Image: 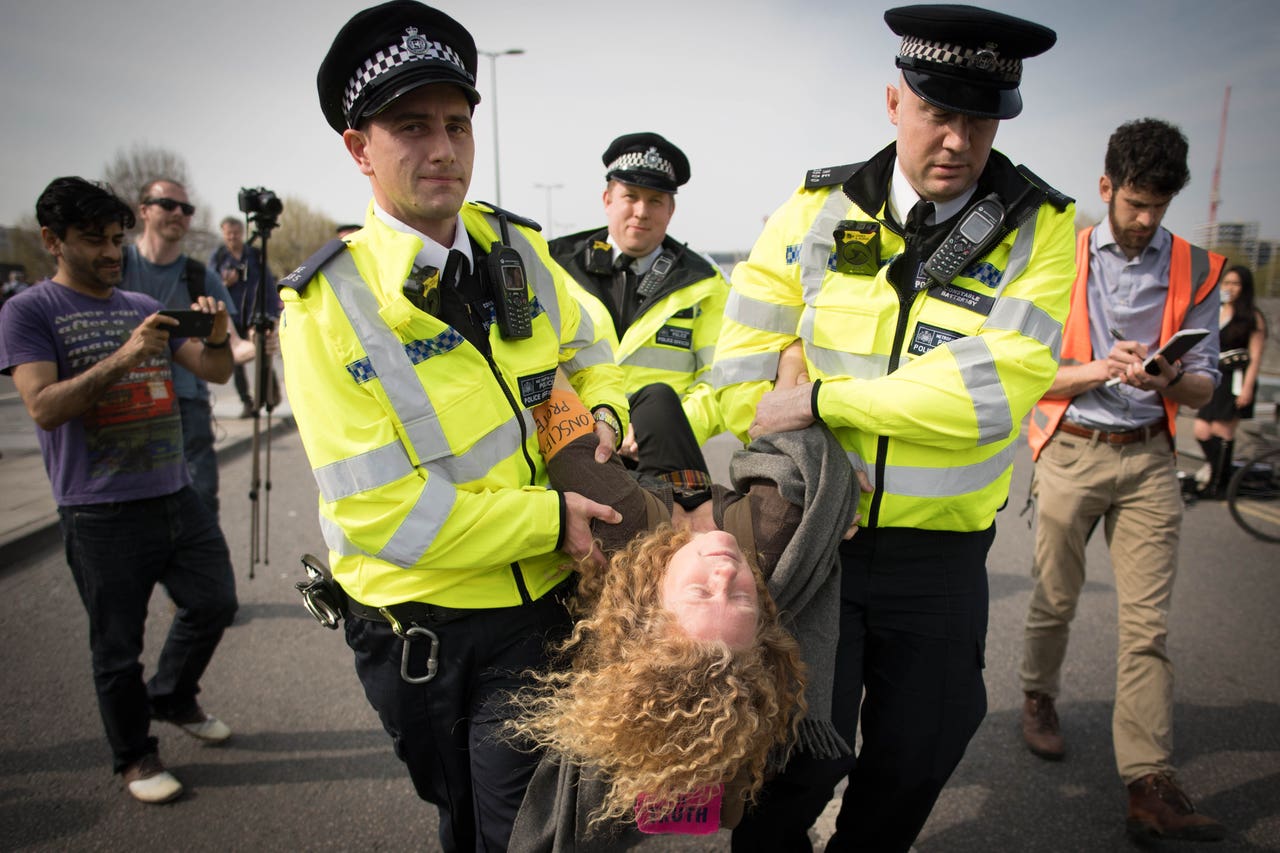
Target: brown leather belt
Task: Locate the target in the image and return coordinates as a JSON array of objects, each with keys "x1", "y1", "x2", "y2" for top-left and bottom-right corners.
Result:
[{"x1": 1058, "y1": 419, "x2": 1168, "y2": 446}]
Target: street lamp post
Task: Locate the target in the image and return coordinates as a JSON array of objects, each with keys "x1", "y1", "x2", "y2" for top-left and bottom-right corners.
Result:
[
  {"x1": 533, "y1": 182, "x2": 563, "y2": 237},
  {"x1": 479, "y1": 48, "x2": 524, "y2": 206}
]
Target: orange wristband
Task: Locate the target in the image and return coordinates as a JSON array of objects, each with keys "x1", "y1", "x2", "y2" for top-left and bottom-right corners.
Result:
[{"x1": 533, "y1": 389, "x2": 595, "y2": 461}]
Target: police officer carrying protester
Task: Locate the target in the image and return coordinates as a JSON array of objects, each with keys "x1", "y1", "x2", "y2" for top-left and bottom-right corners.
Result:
[
  {"x1": 714, "y1": 5, "x2": 1074, "y2": 850},
  {"x1": 279, "y1": 3, "x2": 627, "y2": 850},
  {"x1": 550, "y1": 134, "x2": 729, "y2": 486}
]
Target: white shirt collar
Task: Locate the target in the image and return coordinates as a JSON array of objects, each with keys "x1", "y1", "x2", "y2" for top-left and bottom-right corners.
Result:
[
  {"x1": 373, "y1": 202, "x2": 474, "y2": 274},
  {"x1": 890, "y1": 159, "x2": 978, "y2": 227}
]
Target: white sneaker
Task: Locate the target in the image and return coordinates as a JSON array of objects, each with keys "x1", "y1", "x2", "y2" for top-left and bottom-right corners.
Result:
[
  {"x1": 155, "y1": 704, "x2": 232, "y2": 744},
  {"x1": 123, "y1": 753, "x2": 183, "y2": 804}
]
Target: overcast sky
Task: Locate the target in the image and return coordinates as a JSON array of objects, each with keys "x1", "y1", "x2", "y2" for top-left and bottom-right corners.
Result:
[{"x1": 2, "y1": 0, "x2": 1277, "y2": 254}]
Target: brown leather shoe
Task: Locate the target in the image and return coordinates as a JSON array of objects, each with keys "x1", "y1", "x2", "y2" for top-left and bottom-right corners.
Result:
[
  {"x1": 1126, "y1": 773, "x2": 1226, "y2": 842},
  {"x1": 1021, "y1": 691, "x2": 1065, "y2": 760}
]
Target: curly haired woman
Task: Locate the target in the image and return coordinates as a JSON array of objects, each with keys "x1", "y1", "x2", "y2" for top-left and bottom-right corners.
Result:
[{"x1": 508, "y1": 347, "x2": 860, "y2": 851}]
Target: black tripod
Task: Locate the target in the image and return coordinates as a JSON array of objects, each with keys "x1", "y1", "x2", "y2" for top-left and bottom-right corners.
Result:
[{"x1": 243, "y1": 206, "x2": 281, "y2": 579}]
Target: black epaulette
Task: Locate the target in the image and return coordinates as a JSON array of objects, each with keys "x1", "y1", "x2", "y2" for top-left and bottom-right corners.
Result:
[
  {"x1": 471, "y1": 200, "x2": 542, "y2": 232},
  {"x1": 804, "y1": 162, "x2": 864, "y2": 190},
  {"x1": 1016, "y1": 165, "x2": 1073, "y2": 212},
  {"x1": 277, "y1": 238, "x2": 348, "y2": 294}
]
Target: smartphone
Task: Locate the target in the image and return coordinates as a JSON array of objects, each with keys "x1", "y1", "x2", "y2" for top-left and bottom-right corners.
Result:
[{"x1": 158, "y1": 309, "x2": 215, "y2": 339}]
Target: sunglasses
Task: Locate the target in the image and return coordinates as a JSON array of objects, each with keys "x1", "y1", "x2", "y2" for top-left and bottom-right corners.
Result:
[{"x1": 144, "y1": 197, "x2": 195, "y2": 216}]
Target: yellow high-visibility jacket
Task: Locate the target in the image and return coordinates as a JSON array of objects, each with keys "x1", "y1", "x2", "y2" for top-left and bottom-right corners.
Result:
[
  {"x1": 714, "y1": 144, "x2": 1074, "y2": 532},
  {"x1": 549, "y1": 230, "x2": 729, "y2": 444},
  {"x1": 279, "y1": 203, "x2": 628, "y2": 608}
]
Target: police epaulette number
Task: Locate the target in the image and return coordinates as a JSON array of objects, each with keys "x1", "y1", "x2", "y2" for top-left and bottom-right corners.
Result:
[
  {"x1": 804, "y1": 162, "x2": 864, "y2": 189},
  {"x1": 278, "y1": 238, "x2": 348, "y2": 294},
  {"x1": 471, "y1": 200, "x2": 542, "y2": 232}
]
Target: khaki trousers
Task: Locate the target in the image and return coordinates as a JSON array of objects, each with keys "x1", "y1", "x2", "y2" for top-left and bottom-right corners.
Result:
[{"x1": 1020, "y1": 427, "x2": 1183, "y2": 783}]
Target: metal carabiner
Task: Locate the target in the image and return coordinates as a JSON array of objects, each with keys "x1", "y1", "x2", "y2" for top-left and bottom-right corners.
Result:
[{"x1": 379, "y1": 607, "x2": 440, "y2": 685}]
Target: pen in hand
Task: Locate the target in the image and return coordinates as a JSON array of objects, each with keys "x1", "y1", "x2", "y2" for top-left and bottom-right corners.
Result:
[{"x1": 1105, "y1": 327, "x2": 1126, "y2": 386}]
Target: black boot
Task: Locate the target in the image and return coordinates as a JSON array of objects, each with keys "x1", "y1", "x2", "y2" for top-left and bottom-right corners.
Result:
[
  {"x1": 1196, "y1": 437, "x2": 1222, "y2": 499},
  {"x1": 1213, "y1": 439, "x2": 1235, "y2": 498}
]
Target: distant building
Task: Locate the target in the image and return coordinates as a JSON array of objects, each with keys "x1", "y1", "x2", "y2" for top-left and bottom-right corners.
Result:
[{"x1": 1195, "y1": 221, "x2": 1260, "y2": 267}]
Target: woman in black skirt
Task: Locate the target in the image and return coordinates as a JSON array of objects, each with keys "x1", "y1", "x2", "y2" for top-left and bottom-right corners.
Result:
[{"x1": 1192, "y1": 265, "x2": 1268, "y2": 498}]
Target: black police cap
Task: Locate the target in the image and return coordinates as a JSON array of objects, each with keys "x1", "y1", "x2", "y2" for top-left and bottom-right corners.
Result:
[
  {"x1": 602, "y1": 132, "x2": 691, "y2": 194},
  {"x1": 317, "y1": 1, "x2": 479, "y2": 135},
  {"x1": 885, "y1": 4, "x2": 1056, "y2": 119}
]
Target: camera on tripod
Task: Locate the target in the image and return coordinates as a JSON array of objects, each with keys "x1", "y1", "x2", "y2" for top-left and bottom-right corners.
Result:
[{"x1": 238, "y1": 186, "x2": 283, "y2": 230}]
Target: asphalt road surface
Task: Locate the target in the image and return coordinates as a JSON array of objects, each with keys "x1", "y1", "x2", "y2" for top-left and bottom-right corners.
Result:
[{"x1": 1, "y1": 427, "x2": 1277, "y2": 852}]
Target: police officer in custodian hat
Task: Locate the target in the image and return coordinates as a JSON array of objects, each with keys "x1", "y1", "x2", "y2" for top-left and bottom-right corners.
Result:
[
  {"x1": 549, "y1": 132, "x2": 731, "y2": 496},
  {"x1": 714, "y1": 6, "x2": 1075, "y2": 850},
  {"x1": 281, "y1": 3, "x2": 629, "y2": 850}
]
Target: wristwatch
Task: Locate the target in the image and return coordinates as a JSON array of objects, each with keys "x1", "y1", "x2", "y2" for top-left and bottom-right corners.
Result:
[{"x1": 592, "y1": 407, "x2": 622, "y2": 448}]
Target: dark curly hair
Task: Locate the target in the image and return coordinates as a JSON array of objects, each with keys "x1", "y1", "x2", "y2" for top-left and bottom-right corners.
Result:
[
  {"x1": 35, "y1": 177, "x2": 135, "y2": 239},
  {"x1": 1104, "y1": 118, "x2": 1190, "y2": 196}
]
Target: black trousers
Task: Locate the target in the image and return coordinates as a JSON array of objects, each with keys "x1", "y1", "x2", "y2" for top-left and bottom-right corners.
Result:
[
  {"x1": 627, "y1": 382, "x2": 709, "y2": 479},
  {"x1": 732, "y1": 525, "x2": 993, "y2": 853},
  {"x1": 346, "y1": 587, "x2": 572, "y2": 853}
]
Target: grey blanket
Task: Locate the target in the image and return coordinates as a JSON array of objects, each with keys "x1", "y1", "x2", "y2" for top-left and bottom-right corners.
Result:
[{"x1": 728, "y1": 423, "x2": 856, "y2": 762}]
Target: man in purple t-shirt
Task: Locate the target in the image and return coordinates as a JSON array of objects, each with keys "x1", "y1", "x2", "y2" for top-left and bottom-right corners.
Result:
[{"x1": 0, "y1": 177, "x2": 239, "y2": 805}]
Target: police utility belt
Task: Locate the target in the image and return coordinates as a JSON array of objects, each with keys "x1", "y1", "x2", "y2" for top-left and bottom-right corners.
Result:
[{"x1": 295, "y1": 554, "x2": 441, "y2": 685}]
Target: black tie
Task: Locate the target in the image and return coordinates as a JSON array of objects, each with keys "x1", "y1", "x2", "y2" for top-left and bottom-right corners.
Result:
[
  {"x1": 611, "y1": 254, "x2": 635, "y2": 325},
  {"x1": 892, "y1": 200, "x2": 934, "y2": 292},
  {"x1": 906, "y1": 199, "x2": 933, "y2": 234}
]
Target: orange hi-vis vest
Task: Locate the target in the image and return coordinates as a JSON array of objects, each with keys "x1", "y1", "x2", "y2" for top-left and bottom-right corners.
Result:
[{"x1": 1028, "y1": 227, "x2": 1224, "y2": 460}]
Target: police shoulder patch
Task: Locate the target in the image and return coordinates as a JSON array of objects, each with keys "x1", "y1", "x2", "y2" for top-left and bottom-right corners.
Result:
[
  {"x1": 278, "y1": 239, "x2": 348, "y2": 294},
  {"x1": 804, "y1": 162, "x2": 863, "y2": 189},
  {"x1": 471, "y1": 200, "x2": 542, "y2": 232}
]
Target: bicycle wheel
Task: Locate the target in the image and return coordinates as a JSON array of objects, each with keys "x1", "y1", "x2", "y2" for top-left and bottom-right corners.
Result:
[{"x1": 1226, "y1": 446, "x2": 1280, "y2": 543}]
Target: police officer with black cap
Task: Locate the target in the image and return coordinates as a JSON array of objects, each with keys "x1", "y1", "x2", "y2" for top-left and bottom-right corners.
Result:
[
  {"x1": 280, "y1": 3, "x2": 628, "y2": 850},
  {"x1": 714, "y1": 6, "x2": 1075, "y2": 850},
  {"x1": 549, "y1": 133, "x2": 729, "y2": 492}
]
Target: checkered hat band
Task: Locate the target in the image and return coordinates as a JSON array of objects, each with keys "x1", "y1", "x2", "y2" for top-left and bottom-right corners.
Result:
[
  {"x1": 899, "y1": 35, "x2": 1021, "y2": 83},
  {"x1": 607, "y1": 151, "x2": 676, "y2": 182},
  {"x1": 343, "y1": 39, "x2": 468, "y2": 114}
]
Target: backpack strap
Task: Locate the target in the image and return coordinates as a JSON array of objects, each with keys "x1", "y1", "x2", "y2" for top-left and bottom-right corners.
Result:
[{"x1": 183, "y1": 257, "x2": 208, "y2": 303}]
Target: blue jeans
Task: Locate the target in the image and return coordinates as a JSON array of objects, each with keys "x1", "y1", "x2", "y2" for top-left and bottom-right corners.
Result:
[
  {"x1": 59, "y1": 486, "x2": 238, "y2": 773},
  {"x1": 179, "y1": 397, "x2": 219, "y2": 519}
]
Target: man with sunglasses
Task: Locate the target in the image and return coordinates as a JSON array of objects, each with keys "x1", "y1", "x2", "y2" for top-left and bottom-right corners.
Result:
[{"x1": 122, "y1": 179, "x2": 237, "y2": 519}]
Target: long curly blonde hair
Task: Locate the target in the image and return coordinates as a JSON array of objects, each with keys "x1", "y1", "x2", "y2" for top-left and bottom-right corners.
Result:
[{"x1": 510, "y1": 525, "x2": 806, "y2": 827}]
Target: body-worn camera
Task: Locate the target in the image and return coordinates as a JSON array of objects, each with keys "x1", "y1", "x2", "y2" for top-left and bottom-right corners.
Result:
[{"x1": 238, "y1": 187, "x2": 283, "y2": 227}]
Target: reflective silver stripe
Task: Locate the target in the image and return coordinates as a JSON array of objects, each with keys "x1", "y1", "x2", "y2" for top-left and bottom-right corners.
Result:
[
  {"x1": 314, "y1": 441, "x2": 414, "y2": 502},
  {"x1": 985, "y1": 297, "x2": 1062, "y2": 361},
  {"x1": 711, "y1": 351, "x2": 780, "y2": 388},
  {"x1": 325, "y1": 252, "x2": 452, "y2": 464},
  {"x1": 320, "y1": 512, "x2": 360, "y2": 557},
  {"x1": 623, "y1": 346, "x2": 697, "y2": 374},
  {"x1": 422, "y1": 412, "x2": 523, "y2": 483},
  {"x1": 694, "y1": 345, "x2": 715, "y2": 370},
  {"x1": 725, "y1": 290, "x2": 802, "y2": 335},
  {"x1": 799, "y1": 192, "x2": 851, "y2": 302},
  {"x1": 803, "y1": 334, "x2": 891, "y2": 380},
  {"x1": 1188, "y1": 243, "x2": 1211, "y2": 291},
  {"x1": 997, "y1": 212, "x2": 1037, "y2": 292},
  {"x1": 1031, "y1": 405, "x2": 1049, "y2": 429},
  {"x1": 949, "y1": 336, "x2": 1013, "y2": 445},
  {"x1": 375, "y1": 472, "x2": 457, "y2": 567},
  {"x1": 881, "y1": 441, "x2": 1017, "y2": 497},
  {"x1": 563, "y1": 339, "x2": 613, "y2": 374}
]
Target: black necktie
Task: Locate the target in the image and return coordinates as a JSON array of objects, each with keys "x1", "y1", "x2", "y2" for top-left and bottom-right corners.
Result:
[
  {"x1": 906, "y1": 199, "x2": 933, "y2": 233},
  {"x1": 611, "y1": 253, "x2": 635, "y2": 321},
  {"x1": 892, "y1": 200, "x2": 934, "y2": 292}
]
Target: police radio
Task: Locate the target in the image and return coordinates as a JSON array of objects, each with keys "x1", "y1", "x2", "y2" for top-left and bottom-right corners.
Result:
[
  {"x1": 923, "y1": 194, "x2": 1005, "y2": 287},
  {"x1": 488, "y1": 215, "x2": 532, "y2": 339}
]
